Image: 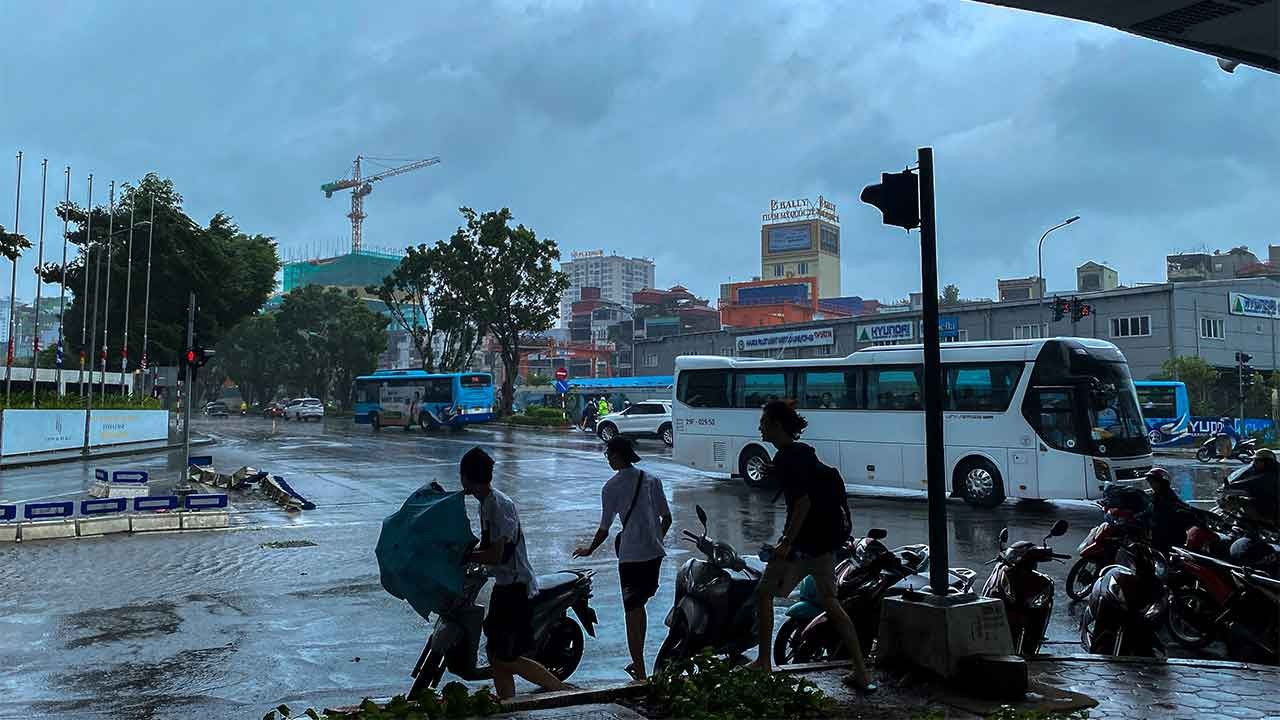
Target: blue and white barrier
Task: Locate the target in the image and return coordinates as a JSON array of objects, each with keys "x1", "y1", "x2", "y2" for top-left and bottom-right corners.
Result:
[
  {"x1": 2, "y1": 491, "x2": 232, "y2": 542},
  {"x1": 130, "y1": 495, "x2": 183, "y2": 532},
  {"x1": 0, "y1": 504, "x2": 16, "y2": 543},
  {"x1": 77, "y1": 497, "x2": 131, "y2": 536},
  {"x1": 134, "y1": 496, "x2": 179, "y2": 512},
  {"x1": 21, "y1": 501, "x2": 77, "y2": 540},
  {"x1": 262, "y1": 475, "x2": 316, "y2": 511},
  {"x1": 180, "y1": 493, "x2": 230, "y2": 530},
  {"x1": 89, "y1": 467, "x2": 151, "y2": 499}
]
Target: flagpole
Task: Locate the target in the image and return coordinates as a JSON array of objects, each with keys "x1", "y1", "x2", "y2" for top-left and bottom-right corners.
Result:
[
  {"x1": 56, "y1": 166, "x2": 70, "y2": 396},
  {"x1": 30, "y1": 159, "x2": 47, "y2": 406},
  {"x1": 141, "y1": 192, "x2": 155, "y2": 396},
  {"x1": 6, "y1": 151, "x2": 23, "y2": 403},
  {"x1": 90, "y1": 181, "x2": 111, "y2": 401},
  {"x1": 98, "y1": 181, "x2": 114, "y2": 397},
  {"x1": 121, "y1": 196, "x2": 135, "y2": 396},
  {"x1": 79, "y1": 174, "x2": 93, "y2": 396}
]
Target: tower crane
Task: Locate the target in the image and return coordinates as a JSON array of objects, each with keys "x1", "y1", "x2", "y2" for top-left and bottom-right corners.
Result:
[{"x1": 322, "y1": 155, "x2": 441, "y2": 253}]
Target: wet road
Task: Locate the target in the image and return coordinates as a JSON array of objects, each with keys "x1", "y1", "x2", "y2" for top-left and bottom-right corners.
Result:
[{"x1": 0, "y1": 417, "x2": 1239, "y2": 719}]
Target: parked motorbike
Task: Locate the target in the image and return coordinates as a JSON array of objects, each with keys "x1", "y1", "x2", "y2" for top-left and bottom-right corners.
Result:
[
  {"x1": 1079, "y1": 536, "x2": 1166, "y2": 657},
  {"x1": 655, "y1": 505, "x2": 765, "y2": 670},
  {"x1": 1197, "y1": 432, "x2": 1258, "y2": 463},
  {"x1": 1066, "y1": 505, "x2": 1137, "y2": 601},
  {"x1": 778, "y1": 538, "x2": 975, "y2": 665},
  {"x1": 982, "y1": 520, "x2": 1070, "y2": 657},
  {"x1": 408, "y1": 565, "x2": 598, "y2": 698},
  {"x1": 1166, "y1": 544, "x2": 1280, "y2": 662}
]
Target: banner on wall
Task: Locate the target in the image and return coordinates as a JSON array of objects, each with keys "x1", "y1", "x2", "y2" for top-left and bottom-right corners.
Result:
[
  {"x1": 88, "y1": 410, "x2": 169, "y2": 447},
  {"x1": 857, "y1": 320, "x2": 915, "y2": 343},
  {"x1": 0, "y1": 409, "x2": 85, "y2": 455},
  {"x1": 737, "y1": 327, "x2": 835, "y2": 352}
]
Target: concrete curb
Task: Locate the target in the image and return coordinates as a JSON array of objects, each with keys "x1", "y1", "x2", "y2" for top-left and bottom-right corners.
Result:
[
  {"x1": 0, "y1": 436, "x2": 214, "y2": 469},
  {"x1": 489, "y1": 421, "x2": 578, "y2": 434}
]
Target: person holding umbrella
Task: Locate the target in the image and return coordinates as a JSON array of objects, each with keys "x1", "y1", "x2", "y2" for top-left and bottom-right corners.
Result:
[{"x1": 460, "y1": 447, "x2": 567, "y2": 699}]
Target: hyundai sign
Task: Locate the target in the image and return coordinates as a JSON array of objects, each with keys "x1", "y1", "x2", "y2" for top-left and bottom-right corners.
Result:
[
  {"x1": 737, "y1": 327, "x2": 835, "y2": 352},
  {"x1": 1229, "y1": 292, "x2": 1280, "y2": 319},
  {"x1": 857, "y1": 320, "x2": 915, "y2": 343}
]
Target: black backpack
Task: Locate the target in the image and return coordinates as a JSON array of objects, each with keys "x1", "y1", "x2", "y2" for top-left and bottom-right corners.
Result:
[{"x1": 774, "y1": 457, "x2": 853, "y2": 553}]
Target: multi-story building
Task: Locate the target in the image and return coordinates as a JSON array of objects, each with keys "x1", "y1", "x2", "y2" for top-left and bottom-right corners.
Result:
[
  {"x1": 759, "y1": 195, "x2": 841, "y2": 299},
  {"x1": 719, "y1": 277, "x2": 852, "y2": 328},
  {"x1": 558, "y1": 250, "x2": 655, "y2": 327},
  {"x1": 1077, "y1": 262, "x2": 1119, "y2": 292},
  {"x1": 997, "y1": 276, "x2": 1046, "y2": 302},
  {"x1": 632, "y1": 277, "x2": 1280, "y2": 381},
  {"x1": 1167, "y1": 247, "x2": 1260, "y2": 282}
]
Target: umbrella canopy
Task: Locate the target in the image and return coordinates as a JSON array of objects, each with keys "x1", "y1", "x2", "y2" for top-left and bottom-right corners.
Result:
[{"x1": 377, "y1": 484, "x2": 477, "y2": 620}]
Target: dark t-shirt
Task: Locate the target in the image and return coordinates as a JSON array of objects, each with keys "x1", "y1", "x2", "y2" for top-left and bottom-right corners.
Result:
[{"x1": 773, "y1": 442, "x2": 828, "y2": 556}]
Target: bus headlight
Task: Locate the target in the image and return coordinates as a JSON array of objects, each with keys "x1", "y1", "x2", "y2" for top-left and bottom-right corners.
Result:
[{"x1": 1093, "y1": 459, "x2": 1111, "y2": 483}]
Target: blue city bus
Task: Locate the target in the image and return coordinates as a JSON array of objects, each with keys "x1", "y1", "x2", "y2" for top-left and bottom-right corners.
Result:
[
  {"x1": 1134, "y1": 380, "x2": 1191, "y2": 445},
  {"x1": 514, "y1": 376, "x2": 674, "y2": 419},
  {"x1": 354, "y1": 369, "x2": 495, "y2": 430}
]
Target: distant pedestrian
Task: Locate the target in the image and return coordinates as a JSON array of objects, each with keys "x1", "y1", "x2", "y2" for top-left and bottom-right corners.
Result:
[
  {"x1": 574, "y1": 436, "x2": 672, "y2": 682},
  {"x1": 581, "y1": 400, "x2": 598, "y2": 433},
  {"x1": 460, "y1": 447, "x2": 568, "y2": 699},
  {"x1": 598, "y1": 396, "x2": 610, "y2": 417},
  {"x1": 406, "y1": 391, "x2": 420, "y2": 432},
  {"x1": 750, "y1": 400, "x2": 875, "y2": 694}
]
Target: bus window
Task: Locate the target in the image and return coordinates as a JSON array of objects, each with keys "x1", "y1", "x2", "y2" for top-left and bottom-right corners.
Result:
[
  {"x1": 799, "y1": 369, "x2": 858, "y2": 409},
  {"x1": 355, "y1": 382, "x2": 375, "y2": 404},
  {"x1": 733, "y1": 371, "x2": 789, "y2": 409},
  {"x1": 424, "y1": 378, "x2": 452, "y2": 403},
  {"x1": 945, "y1": 364, "x2": 1024, "y2": 412},
  {"x1": 1136, "y1": 385, "x2": 1177, "y2": 419},
  {"x1": 677, "y1": 370, "x2": 731, "y2": 408},
  {"x1": 1030, "y1": 389, "x2": 1079, "y2": 451},
  {"x1": 866, "y1": 366, "x2": 922, "y2": 411}
]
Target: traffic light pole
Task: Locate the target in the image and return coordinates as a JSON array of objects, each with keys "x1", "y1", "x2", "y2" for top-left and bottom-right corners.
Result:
[
  {"x1": 918, "y1": 147, "x2": 950, "y2": 598},
  {"x1": 181, "y1": 291, "x2": 194, "y2": 491}
]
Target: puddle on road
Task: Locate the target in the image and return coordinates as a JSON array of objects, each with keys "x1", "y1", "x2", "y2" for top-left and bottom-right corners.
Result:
[
  {"x1": 59, "y1": 600, "x2": 182, "y2": 649},
  {"x1": 260, "y1": 539, "x2": 319, "y2": 549},
  {"x1": 47, "y1": 640, "x2": 241, "y2": 716},
  {"x1": 288, "y1": 580, "x2": 384, "y2": 598}
]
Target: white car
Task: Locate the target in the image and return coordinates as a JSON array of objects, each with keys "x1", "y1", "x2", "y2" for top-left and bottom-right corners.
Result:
[
  {"x1": 285, "y1": 397, "x2": 325, "y2": 422},
  {"x1": 596, "y1": 400, "x2": 674, "y2": 447}
]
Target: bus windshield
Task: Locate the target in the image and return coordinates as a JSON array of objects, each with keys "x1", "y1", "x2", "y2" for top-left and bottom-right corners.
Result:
[{"x1": 1023, "y1": 340, "x2": 1150, "y2": 458}]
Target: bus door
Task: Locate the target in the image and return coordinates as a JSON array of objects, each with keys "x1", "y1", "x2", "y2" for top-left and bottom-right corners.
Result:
[{"x1": 1024, "y1": 385, "x2": 1089, "y2": 498}]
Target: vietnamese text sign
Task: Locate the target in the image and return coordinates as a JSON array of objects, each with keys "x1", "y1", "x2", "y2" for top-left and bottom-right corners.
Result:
[
  {"x1": 938, "y1": 316, "x2": 959, "y2": 339},
  {"x1": 737, "y1": 327, "x2": 835, "y2": 352},
  {"x1": 88, "y1": 410, "x2": 168, "y2": 447},
  {"x1": 766, "y1": 224, "x2": 813, "y2": 253},
  {"x1": 1229, "y1": 292, "x2": 1280, "y2": 319},
  {"x1": 0, "y1": 409, "x2": 86, "y2": 455},
  {"x1": 858, "y1": 321, "x2": 915, "y2": 343}
]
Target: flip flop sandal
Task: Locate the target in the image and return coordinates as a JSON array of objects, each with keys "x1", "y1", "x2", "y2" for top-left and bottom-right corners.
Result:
[{"x1": 624, "y1": 663, "x2": 645, "y2": 682}]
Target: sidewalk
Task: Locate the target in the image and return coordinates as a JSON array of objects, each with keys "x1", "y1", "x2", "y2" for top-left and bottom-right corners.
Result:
[{"x1": 0, "y1": 435, "x2": 214, "y2": 469}]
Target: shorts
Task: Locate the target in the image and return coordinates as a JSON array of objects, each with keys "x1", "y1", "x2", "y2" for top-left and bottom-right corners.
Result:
[
  {"x1": 484, "y1": 583, "x2": 535, "y2": 663},
  {"x1": 759, "y1": 553, "x2": 836, "y2": 599},
  {"x1": 619, "y1": 557, "x2": 662, "y2": 611}
]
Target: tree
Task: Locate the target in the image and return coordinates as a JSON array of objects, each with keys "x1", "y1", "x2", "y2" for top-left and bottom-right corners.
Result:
[
  {"x1": 1154, "y1": 356, "x2": 1220, "y2": 416},
  {"x1": 525, "y1": 372, "x2": 551, "y2": 387},
  {"x1": 273, "y1": 285, "x2": 388, "y2": 407},
  {"x1": 468, "y1": 208, "x2": 570, "y2": 415},
  {"x1": 37, "y1": 174, "x2": 279, "y2": 371},
  {"x1": 369, "y1": 229, "x2": 487, "y2": 372},
  {"x1": 216, "y1": 313, "x2": 284, "y2": 405},
  {"x1": 940, "y1": 283, "x2": 961, "y2": 306},
  {"x1": 0, "y1": 224, "x2": 31, "y2": 262}
]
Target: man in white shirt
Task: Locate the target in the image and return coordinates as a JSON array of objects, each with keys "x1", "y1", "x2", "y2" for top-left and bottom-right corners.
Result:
[
  {"x1": 461, "y1": 447, "x2": 566, "y2": 699},
  {"x1": 574, "y1": 437, "x2": 672, "y2": 681}
]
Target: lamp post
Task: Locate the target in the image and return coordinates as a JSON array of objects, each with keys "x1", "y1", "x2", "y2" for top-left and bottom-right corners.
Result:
[{"x1": 1036, "y1": 215, "x2": 1081, "y2": 330}]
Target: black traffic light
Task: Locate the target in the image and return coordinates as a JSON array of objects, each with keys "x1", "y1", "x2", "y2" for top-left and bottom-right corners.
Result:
[
  {"x1": 1237, "y1": 352, "x2": 1254, "y2": 386},
  {"x1": 1050, "y1": 297, "x2": 1071, "y2": 322},
  {"x1": 860, "y1": 171, "x2": 920, "y2": 230},
  {"x1": 182, "y1": 345, "x2": 215, "y2": 372},
  {"x1": 1071, "y1": 297, "x2": 1092, "y2": 322}
]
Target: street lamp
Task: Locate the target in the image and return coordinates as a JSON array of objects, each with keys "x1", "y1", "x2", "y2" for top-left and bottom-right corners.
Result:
[{"x1": 1036, "y1": 215, "x2": 1081, "y2": 329}]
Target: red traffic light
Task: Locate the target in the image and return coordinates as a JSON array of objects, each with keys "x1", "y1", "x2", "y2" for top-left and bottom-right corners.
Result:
[{"x1": 186, "y1": 350, "x2": 197, "y2": 364}]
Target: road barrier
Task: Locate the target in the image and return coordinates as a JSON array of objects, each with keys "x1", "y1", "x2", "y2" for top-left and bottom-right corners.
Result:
[
  {"x1": 77, "y1": 497, "x2": 132, "y2": 536},
  {"x1": 21, "y1": 501, "x2": 77, "y2": 540},
  {"x1": 89, "y1": 468, "x2": 152, "y2": 499},
  {"x1": 181, "y1": 493, "x2": 231, "y2": 530},
  {"x1": 0, "y1": 505, "x2": 16, "y2": 543},
  {"x1": 1, "y1": 492, "x2": 231, "y2": 542},
  {"x1": 261, "y1": 475, "x2": 316, "y2": 512}
]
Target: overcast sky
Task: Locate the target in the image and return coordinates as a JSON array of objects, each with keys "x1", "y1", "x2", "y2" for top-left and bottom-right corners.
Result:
[{"x1": 1, "y1": 1, "x2": 1276, "y2": 308}]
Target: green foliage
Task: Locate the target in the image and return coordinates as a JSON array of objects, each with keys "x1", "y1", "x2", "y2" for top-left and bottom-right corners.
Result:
[
  {"x1": 37, "y1": 174, "x2": 279, "y2": 369},
  {"x1": 263, "y1": 686, "x2": 499, "y2": 719},
  {"x1": 940, "y1": 283, "x2": 961, "y2": 306},
  {"x1": 646, "y1": 652, "x2": 832, "y2": 720},
  {"x1": 504, "y1": 411, "x2": 570, "y2": 427},
  {"x1": 0, "y1": 223, "x2": 32, "y2": 262},
  {"x1": 525, "y1": 406, "x2": 567, "y2": 420},
  {"x1": 524, "y1": 372, "x2": 551, "y2": 387},
  {"x1": 267, "y1": 286, "x2": 388, "y2": 408},
  {"x1": 0, "y1": 391, "x2": 162, "y2": 410},
  {"x1": 1154, "y1": 356, "x2": 1220, "y2": 416},
  {"x1": 216, "y1": 313, "x2": 284, "y2": 406}
]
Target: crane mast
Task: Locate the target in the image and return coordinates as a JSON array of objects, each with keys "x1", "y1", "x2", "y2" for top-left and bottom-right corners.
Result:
[{"x1": 321, "y1": 155, "x2": 441, "y2": 253}]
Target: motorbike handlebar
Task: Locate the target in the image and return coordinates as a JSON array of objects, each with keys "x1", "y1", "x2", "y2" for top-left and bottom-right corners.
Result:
[{"x1": 1051, "y1": 553, "x2": 1072, "y2": 560}]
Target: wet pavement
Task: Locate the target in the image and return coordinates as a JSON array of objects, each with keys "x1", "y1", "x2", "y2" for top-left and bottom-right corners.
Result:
[{"x1": 0, "y1": 417, "x2": 1249, "y2": 719}]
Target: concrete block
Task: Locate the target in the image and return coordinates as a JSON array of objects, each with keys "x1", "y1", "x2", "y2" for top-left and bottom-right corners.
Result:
[
  {"x1": 877, "y1": 593, "x2": 1015, "y2": 679},
  {"x1": 106, "y1": 483, "x2": 150, "y2": 499},
  {"x1": 77, "y1": 515, "x2": 133, "y2": 537},
  {"x1": 180, "y1": 510, "x2": 230, "y2": 530},
  {"x1": 20, "y1": 518, "x2": 78, "y2": 541},
  {"x1": 130, "y1": 513, "x2": 182, "y2": 533},
  {"x1": 0, "y1": 524, "x2": 17, "y2": 542},
  {"x1": 88, "y1": 481, "x2": 111, "y2": 498}
]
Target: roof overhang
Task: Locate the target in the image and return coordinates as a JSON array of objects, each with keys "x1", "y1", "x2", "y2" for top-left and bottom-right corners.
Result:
[{"x1": 972, "y1": 0, "x2": 1279, "y2": 73}]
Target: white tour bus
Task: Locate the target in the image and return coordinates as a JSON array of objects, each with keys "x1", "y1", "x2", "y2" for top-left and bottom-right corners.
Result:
[{"x1": 672, "y1": 338, "x2": 1154, "y2": 506}]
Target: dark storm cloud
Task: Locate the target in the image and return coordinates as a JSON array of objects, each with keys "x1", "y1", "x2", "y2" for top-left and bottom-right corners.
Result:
[{"x1": 1, "y1": 1, "x2": 1275, "y2": 307}]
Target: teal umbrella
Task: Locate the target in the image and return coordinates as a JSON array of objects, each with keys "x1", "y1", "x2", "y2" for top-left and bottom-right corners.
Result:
[{"x1": 377, "y1": 484, "x2": 478, "y2": 620}]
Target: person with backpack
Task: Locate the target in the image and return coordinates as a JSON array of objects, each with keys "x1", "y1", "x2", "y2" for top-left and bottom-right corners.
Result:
[
  {"x1": 749, "y1": 400, "x2": 875, "y2": 694},
  {"x1": 573, "y1": 436, "x2": 673, "y2": 682}
]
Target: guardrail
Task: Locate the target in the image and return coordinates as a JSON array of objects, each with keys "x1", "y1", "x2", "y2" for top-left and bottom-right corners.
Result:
[{"x1": 0, "y1": 491, "x2": 231, "y2": 543}]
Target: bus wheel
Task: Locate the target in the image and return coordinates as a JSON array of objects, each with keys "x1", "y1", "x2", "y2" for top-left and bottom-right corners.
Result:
[
  {"x1": 740, "y1": 446, "x2": 773, "y2": 489},
  {"x1": 958, "y1": 458, "x2": 1004, "y2": 508},
  {"x1": 660, "y1": 423, "x2": 673, "y2": 447}
]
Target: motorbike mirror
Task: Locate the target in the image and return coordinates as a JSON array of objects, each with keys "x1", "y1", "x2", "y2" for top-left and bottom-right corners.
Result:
[
  {"x1": 696, "y1": 505, "x2": 708, "y2": 530},
  {"x1": 868, "y1": 528, "x2": 888, "y2": 540},
  {"x1": 998, "y1": 528, "x2": 1009, "y2": 547},
  {"x1": 1050, "y1": 519, "x2": 1069, "y2": 537}
]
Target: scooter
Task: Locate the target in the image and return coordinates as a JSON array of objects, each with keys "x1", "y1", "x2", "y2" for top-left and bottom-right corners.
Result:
[
  {"x1": 1067, "y1": 504, "x2": 1145, "y2": 601},
  {"x1": 982, "y1": 520, "x2": 1070, "y2": 657},
  {"x1": 1079, "y1": 536, "x2": 1166, "y2": 658},
  {"x1": 408, "y1": 564, "x2": 598, "y2": 698},
  {"x1": 1197, "y1": 432, "x2": 1258, "y2": 463},
  {"x1": 774, "y1": 532, "x2": 975, "y2": 665},
  {"x1": 655, "y1": 505, "x2": 765, "y2": 670}
]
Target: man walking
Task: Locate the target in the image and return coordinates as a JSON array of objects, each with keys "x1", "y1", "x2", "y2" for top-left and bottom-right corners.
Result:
[
  {"x1": 460, "y1": 447, "x2": 567, "y2": 699},
  {"x1": 749, "y1": 400, "x2": 876, "y2": 694},
  {"x1": 574, "y1": 436, "x2": 672, "y2": 681}
]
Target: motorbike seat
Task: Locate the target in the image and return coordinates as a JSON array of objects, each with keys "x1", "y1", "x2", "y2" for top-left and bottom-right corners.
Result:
[{"x1": 534, "y1": 572, "x2": 580, "y2": 597}]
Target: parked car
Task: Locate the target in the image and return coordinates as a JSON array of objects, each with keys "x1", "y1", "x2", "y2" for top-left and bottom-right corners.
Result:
[
  {"x1": 285, "y1": 397, "x2": 325, "y2": 422},
  {"x1": 596, "y1": 400, "x2": 673, "y2": 446},
  {"x1": 204, "y1": 401, "x2": 229, "y2": 417}
]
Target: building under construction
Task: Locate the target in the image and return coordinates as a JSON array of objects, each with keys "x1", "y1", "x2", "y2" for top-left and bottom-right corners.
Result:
[{"x1": 281, "y1": 249, "x2": 403, "y2": 294}]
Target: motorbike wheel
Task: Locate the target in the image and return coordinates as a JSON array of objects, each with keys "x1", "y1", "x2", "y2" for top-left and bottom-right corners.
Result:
[
  {"x1": 536, "y1": 615, "x2": 585, "y2": 681},
  {"x1": 1237, "y1": 449, "x2": 1256, "y2": 464},
  {"x1": 1066, "y1": 558, "x2": 1101, "y2": 601},
  {"x1": 1196, "y1": 446, "x2": 1213, "y2": 463},
  {"x1": 1166, "y1": 588, "x2": 1217, "y2": 650},
  {"x1": 409, "y1": 649, "x2": 445, "y2": 699},
  {"x1": 772, "y1": 617, "x2": 810, "y2": 666},
  {"x1": 655, "y1": 618, "x2": 688, "y2": 674}
]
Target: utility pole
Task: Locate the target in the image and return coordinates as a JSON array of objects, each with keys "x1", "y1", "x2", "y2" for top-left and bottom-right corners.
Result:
[
  {"x1": 916, "y1": 147, "x2": 949, "y2": 596},
  {"x1": 141, "y1": 194, "x2": 155, "y2": 396},
  {"x1": 100, "y1": 183, "x2": 115, "y2": 398},
  {"x1": 180, "y1": 291, "x2": 195, "y2": 493},
  {"x1": 56, "y1": 165, "x2": 70, "y2": 396},
  {"x1": 121, "y1": 201, "x2": 135, "y2": 396},
  {"x1": 6, "y1": 151, "x2": 23, "y2": 403}
]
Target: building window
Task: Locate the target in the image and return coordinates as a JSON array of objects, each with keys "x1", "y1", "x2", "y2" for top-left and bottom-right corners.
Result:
[
  {"x1": 1200, "y1": 316, "x2": 1225, "y2": 340},
  {"x1": 643, "y1": 354, "x2": 658, "y2": 368},
  {"x1": 1013, "y1": 324, "x2": 1047, "y2": 340},
  {"x1": 940, "y1": 330, "x2": 970, "y2": 343},
  {"x1": 1110, "y1": 315, "x2": 1151, "y2": 338},
  {"x1": 797, "y1": 262, "x2": 809, "y2": 275},
  {"x1": 772, "y1": 264, "x2": 784, "y2": 278}
]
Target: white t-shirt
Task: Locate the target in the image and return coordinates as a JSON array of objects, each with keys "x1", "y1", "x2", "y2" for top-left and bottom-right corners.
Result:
[
  {"x1": 480, "y1": 489, "x2": 538, "y2": 596},
  {"x1": 599, "y1": 467, "x2": 671, "y2": 564}
]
